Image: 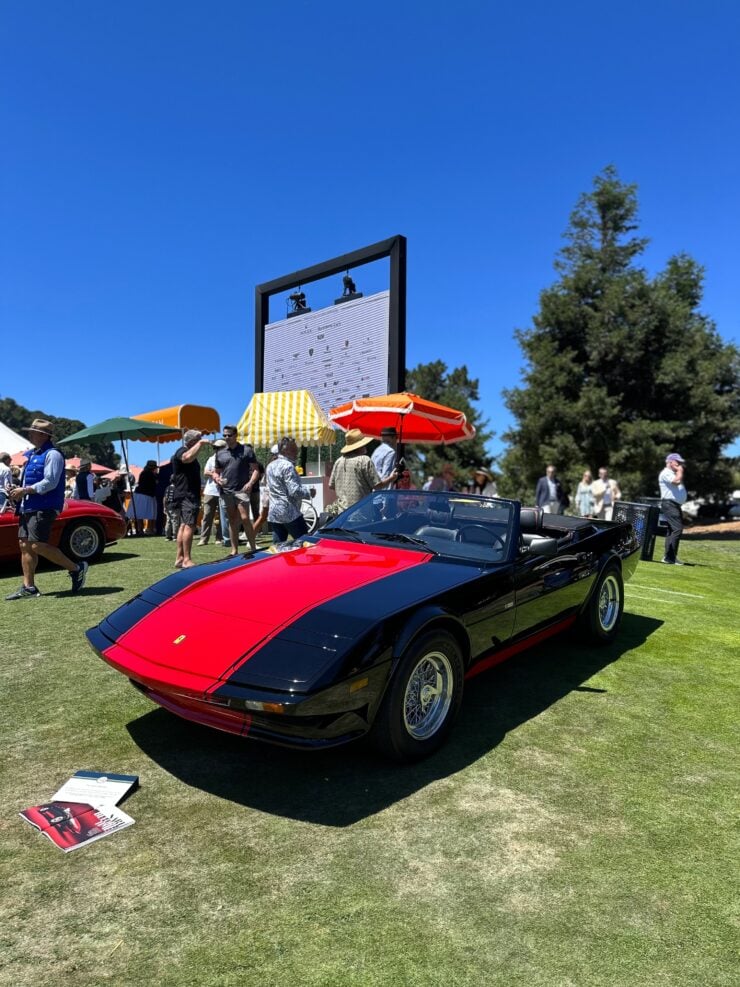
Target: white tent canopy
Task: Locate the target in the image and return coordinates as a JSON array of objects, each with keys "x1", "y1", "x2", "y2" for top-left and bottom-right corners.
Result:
[{"x1": 0, "y1": 421, "x2": 31, "y2": 455}]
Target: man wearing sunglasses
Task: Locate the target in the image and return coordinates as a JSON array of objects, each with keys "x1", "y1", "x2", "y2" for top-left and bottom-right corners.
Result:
[{"x1": 212, "y1": 426, "x2": 258, "y2": 555}]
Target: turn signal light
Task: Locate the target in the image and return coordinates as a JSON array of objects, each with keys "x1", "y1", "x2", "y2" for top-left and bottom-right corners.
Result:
[{"x1": 243, "y1": 700, "x2": 286, "y2": 714}]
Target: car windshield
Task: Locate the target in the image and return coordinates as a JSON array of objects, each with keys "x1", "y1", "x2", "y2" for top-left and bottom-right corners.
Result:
[{"x1": 320, "y1": 491, "x2": 515, "y2": 563}]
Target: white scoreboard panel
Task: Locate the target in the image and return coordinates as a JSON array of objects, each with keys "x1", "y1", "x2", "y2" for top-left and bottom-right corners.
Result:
[{"x1": 263, "y1": 290, "x2": 390, "y2": 417}]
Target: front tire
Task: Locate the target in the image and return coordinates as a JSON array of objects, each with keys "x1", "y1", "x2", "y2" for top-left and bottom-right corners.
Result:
[
  {"x1": 372, "y1": 629, "x2": 464, "y2": 762},
  {"x1": 60, "y1": 520, "x2": 104, "y2": 563},
  {"x1": 578, "y1": 563, "x2": 624, "y2": 644}
]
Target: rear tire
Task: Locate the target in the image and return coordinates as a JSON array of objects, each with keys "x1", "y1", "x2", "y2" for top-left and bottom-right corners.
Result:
[
  {"x1": 372, "y1": 629, "x2": 464, "y2": 762},
  {"x1": 578, "y1": 563, "x2": 624, "y2": 644},
  {"x1": 60, "y1": 520, "x2": 104, "y2": 563}
]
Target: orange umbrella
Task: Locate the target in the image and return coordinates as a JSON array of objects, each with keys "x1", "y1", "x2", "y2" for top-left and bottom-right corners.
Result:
[{"x1": 329, "y1": 392, "x2": 476, "y2": 445}]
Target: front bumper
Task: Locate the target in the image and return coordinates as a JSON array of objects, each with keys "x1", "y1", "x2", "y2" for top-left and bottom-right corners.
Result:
[{"x1": 87, "y1": 624, "x2": 392, "y2": 750}]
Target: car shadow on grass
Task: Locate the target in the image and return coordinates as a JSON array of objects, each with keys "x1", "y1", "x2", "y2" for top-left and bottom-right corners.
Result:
[
  {"x1": 126, "y1": 612, "x2": 663, "y2": 827},
  {"x1": 46, "y1": 586, "x2": 126, "y2": 597}
]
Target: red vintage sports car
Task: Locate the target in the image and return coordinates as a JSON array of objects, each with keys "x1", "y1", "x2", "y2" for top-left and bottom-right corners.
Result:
[
  {"x1": 87, "y1": 491, "x2": 640, "y2": 761},
  {"x1": 0, "y1": 499, "x2": 126, "y2": 565}
]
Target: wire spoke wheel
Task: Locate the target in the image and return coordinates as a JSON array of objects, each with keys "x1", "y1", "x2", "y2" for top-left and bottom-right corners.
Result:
[
  {"x1": 402, "y1": 651, "x2": 454, "y2": 740},
  {"x1": 300, "y1": 499, "x2": 319, "y2": 534},
  {"x1": 63, "y1": 521, "x2": 103, "y2": 562},
  {"x1": 598, "y1": 572, "x2": 621, "y2": 632}
]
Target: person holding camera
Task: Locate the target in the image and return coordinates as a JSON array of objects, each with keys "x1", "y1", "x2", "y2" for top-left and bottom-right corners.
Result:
[{"x1": 172, "y1": 429, "x2": 210, "y2": 568}]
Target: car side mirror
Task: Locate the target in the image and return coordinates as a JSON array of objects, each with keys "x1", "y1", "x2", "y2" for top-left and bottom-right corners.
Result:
[{"x1": 526, "y1": 537, "x2": 558, "y2": 557}]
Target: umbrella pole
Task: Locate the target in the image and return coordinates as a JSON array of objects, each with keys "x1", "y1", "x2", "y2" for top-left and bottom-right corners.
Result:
[
  {"x1": 396, "y1": 419, "x2": 404, "y2": 489},
  {"x1": 121, "y1": 435, "x2": 138, "y2": 528}
]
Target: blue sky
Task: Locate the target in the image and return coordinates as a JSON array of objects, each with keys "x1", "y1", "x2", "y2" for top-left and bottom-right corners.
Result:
[{"x1": 2, "y1": 1, "x2": 739, "y2": 465}]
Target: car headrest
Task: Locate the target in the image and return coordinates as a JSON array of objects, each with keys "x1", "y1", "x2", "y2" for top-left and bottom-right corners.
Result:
[{"x1": 519, "y1": 507, "x2": 544, "y2": 532}]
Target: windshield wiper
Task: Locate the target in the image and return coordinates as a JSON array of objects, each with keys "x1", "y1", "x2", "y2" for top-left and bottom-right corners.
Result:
[
  {"x1": 321, "y1": 527, "x2": 364, "y2": 542},
  {"x1": 373, "y1": 532, "x2": 437, "y2": 552}
]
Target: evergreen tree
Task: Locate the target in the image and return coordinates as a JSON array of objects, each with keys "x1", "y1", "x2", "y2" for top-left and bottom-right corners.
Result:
[
  {"x1": 499, "y1": 167, "x2": 740, "y2": 502},
  {"x1": 404, "y1": 361, "x2": 494, "y2": 489}
]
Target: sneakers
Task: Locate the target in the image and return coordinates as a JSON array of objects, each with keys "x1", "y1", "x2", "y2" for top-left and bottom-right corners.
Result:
[
  {"x1": 661, "y1": 558, "x2": 685, "y2": 566},
  {"x1": 70, "y1": 560, "x2": 89, "y2": 593},
  {"x1": 5, "y1": 585, "x2": 41, "y2": 601}
]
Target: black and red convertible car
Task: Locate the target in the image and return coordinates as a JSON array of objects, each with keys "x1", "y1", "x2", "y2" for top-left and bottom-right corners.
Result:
[
  {"x1": 0, "y1": 499, "x2": 126, "y2": 565},
  {"x1": 87, "y1": 491, "x2": 640, "y2": 761}
]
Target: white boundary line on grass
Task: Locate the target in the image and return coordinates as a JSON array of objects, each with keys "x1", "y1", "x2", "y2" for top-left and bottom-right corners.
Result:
[{"x1": 627, "y1": 584, "x2": 705, "y2": 598}]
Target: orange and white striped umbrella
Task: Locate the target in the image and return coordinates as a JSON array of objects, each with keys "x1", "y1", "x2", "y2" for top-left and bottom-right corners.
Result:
[{"x1": 329, "y1": 392, "x2": 475, "y2": 445}]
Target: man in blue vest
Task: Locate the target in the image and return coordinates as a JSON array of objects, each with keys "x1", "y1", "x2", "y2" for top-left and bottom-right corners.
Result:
[{"x1": 5, "y1": 418, "x2": 89, "y2": 600}]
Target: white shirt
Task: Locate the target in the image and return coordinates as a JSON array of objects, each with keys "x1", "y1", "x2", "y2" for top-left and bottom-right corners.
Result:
[
  {"x1": 659, "y1": 467, "x2": 687, "y2": 505},
  {"x1": 203, "y1": 454, "x2": 220, "y2": 498},
  {"x1": 0, "y1": 461, "x2": 11, "y2": 492}
]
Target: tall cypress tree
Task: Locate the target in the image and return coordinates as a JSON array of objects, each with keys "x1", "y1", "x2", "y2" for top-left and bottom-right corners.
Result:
[{"x1": 499, "y1": 167, "x2": 740, "y2": 501}]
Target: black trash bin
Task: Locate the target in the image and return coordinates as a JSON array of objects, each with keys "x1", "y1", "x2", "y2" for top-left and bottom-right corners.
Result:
[{"x1": 612, "y1": 500, "x2": 660, "y2": 562}]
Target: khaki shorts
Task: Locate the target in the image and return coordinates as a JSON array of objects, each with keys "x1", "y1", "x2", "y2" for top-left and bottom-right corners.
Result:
[{"x1": 221, "y1": 489, "x2": 251, "y2": 511}]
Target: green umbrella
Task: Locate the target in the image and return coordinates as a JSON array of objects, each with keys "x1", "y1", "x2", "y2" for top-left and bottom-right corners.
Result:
[
  {"x1": 59, "y1": 417, "x2": 181, "y2": 524},
  {"x1": 59, "y1": 416, "x2": 178, "y2": 445}
]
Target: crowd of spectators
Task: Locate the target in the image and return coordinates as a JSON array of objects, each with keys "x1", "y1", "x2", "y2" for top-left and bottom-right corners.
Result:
[{"x1": 3, "y1": 423, "x2": 690, "y2": 583}]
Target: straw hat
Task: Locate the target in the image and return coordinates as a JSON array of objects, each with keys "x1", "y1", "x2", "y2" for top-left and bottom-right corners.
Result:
[
  {"x1": 341, "y1": 428, "x2": 373, "y2": 454},
  {"x1": 474, "y1": 467, "x2": 494, "y2": 482},
  {"x1": 22, "y1": 418, "x2": 54, "y2": 436}
]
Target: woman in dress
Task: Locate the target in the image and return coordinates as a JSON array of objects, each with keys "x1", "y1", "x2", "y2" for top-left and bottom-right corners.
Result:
[
  {"x1": 575, "y1": 470, "x2": 594, "y2": 517},
  {"x1": 127, "y1": 460, "x2": 158, "y2": 535}
]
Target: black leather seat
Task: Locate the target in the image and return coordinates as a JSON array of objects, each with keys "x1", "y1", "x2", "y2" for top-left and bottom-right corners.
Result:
[{"x1": 414, "y1": 525, "x2": 457, "y2": 541}]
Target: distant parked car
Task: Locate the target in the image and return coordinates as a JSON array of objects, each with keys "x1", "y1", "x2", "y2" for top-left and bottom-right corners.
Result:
[{"x1": 0, "y1": 499, "x2": 126, "y2": 565}]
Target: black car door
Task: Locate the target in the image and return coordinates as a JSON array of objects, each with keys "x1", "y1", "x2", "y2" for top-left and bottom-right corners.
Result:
[{"x1": 512, "y1": 544, "x2": 596, "y2": 636}]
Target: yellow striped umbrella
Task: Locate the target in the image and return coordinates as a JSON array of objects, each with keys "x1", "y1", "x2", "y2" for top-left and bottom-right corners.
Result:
[{"x1": 237, "y1": 390, "x2": 337, "y2": 447}]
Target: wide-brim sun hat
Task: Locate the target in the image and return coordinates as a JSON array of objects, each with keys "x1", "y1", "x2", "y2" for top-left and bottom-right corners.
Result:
[
  {"x1": 474, "y1": 467, "x2": 494, "y2": 482},
  {"x1": 22, "y1": 418, "x2": 54, "y2": 435},
  {"x1": 341, "y1": 428, "x2": 373, "y2": 454}
]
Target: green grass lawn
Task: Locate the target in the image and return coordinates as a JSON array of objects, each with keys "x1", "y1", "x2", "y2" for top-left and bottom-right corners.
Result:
[{"x1": 1, "y1": 533, "x2": 738, "y2": 986}]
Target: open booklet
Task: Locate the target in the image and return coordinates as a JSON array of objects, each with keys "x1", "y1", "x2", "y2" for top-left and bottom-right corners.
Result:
[{"x1": 20, "y1": 771, "x2": 139, "y2": 853}]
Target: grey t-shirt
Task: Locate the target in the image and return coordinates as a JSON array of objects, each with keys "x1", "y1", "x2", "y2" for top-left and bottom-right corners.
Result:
[{"x1": 215, "y1": 443, "x2": 258, "y2": 492}]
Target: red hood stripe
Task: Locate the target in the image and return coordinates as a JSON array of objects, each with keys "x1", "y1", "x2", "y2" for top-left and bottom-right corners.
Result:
[{"x1": 107, "y1": 539, "x2": 431, "y2": 695}]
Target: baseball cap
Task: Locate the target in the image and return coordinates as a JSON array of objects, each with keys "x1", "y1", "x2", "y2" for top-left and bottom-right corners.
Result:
[{"x1": 665, "y1": 452, "x2": 685, "y2": 464}]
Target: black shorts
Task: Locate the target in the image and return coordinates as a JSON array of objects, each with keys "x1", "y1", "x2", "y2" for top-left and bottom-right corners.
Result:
[
  {"x1": 174, "y1": 497, "x2": 199, "y2": 528},
  {"x1": 18, "y1": 510, "x2": 58, "y2": 544}
]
